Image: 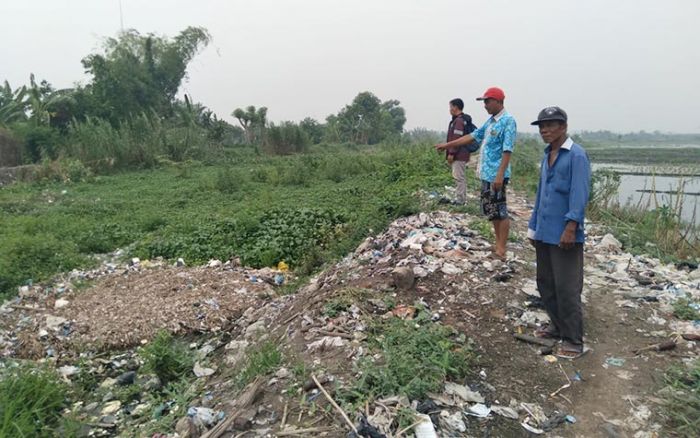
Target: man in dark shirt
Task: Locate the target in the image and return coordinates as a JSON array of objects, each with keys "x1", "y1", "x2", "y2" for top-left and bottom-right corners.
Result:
[{"x1": 445, "y1": 98, "x2": 474, "y2": 204}]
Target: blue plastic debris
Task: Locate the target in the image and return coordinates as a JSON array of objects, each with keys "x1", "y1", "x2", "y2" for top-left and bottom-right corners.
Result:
[{"x1": 605, "y1": 357, "x2": 625, "y2": 367}]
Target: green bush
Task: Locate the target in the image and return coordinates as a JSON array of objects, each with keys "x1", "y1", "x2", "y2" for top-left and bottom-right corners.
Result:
[
  {"x1": 239, "y1": 208, "x2": 346, "y2": 267},
  {"x1": 0, "y1": 234, "x2": 86, "y2": 297},
  {"x1": 214, "y1": 167, "x2": 248, "y2": 194},
  {"x1": 13, "y1": 123, "x2": 64, "y2": 162},
  {"x1": 0, "y1": 364, "x2": 68, "y2": 437},
  {"x1": 140, "y1": 330, "x2": 195, "y2": 384}
]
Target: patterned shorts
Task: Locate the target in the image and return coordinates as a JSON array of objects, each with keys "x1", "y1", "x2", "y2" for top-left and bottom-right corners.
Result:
[{"x1": 481, "y1": 179, "x2": 509, "y2": 221}]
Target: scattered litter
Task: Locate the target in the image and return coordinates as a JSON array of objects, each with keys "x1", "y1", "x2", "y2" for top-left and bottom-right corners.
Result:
[
  {"x1": 491, "y1": 405, "x2": 519, "y2": 420},
  {"x1": 465, "y1": 403, "x2": 491, "y2": 418},
  {"x1": 414, "y1": 413, "x2": 438, "y2": 438},
  {"x1": 307, "y1": 336, "x2": 348, "y2": 352},
  {"x1": 187, "y1": 406, "x2": 224, "y2": 427},
  {"x1": 544, "y1": 355, "x2": 558, "y2": 364},
  {"x1": 444, "y1": 382, "x2": 484, "y2": 403},
  {"x1": 604, "y1": 357, "x2": 626, "y2": 367},
  {"x1": 54, "y1": 298, "x2": 70, "y2": 309},
  {"x1": 441, "y1": 411, "x2": 466, "y2": 433},
  {"x1": 193, "y1": 362, "x2": 216, "y2": 378},
  {"x1": 441, "y1": 263, "x2": 462, "y2": 275}
]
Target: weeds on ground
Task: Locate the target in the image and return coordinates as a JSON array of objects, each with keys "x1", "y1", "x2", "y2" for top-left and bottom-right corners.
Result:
[
  {"x1": 338, "y1": 316, "x2": 475, "y2": 407},
  {"x1": 661, "y1": 359, "x2": 700, "y2": 437},
  {"x1": 0, "y1": 364, "x2": 68, "y2": 437},
  {"x1": 469, "y1": 219, "x2": 495, "y2": 240},
  {"x1": 236, "y1": 341, "x2": 283, "y2": 388},
  {"x1": 140, "y1": 330, "x2": 195, "y2": 384},
  {"x1": 673, "y1": 296, "x2": 700, "y2": 321},
  {"x1": 140, "y1": 378, "x2": 201, "y2": 436}
]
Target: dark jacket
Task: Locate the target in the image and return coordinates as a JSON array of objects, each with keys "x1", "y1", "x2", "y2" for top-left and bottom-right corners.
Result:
[{"x1": 446, "y1": 113, "x2": 473, "y2": 162}]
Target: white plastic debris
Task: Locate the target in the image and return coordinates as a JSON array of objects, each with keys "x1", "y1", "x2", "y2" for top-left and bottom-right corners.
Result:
[
  {"x1": 45, "y1": 315, "x2": 67, "y2": 330},
  {"x1": 597, "y1": 234, "x2": 622, "y2": 252},
  {"x1": 54, "y1": 298, "x2": 70, "y2": 309},
  {"x1": 465, "y1": 403, "x2": 491, "y2": 418},
  {"x1": 307, "y1": 336, "x2": 348, "y2": 352},
  {"x1": 193, "y1": 362, "x2": 216, "y2": 378},
  {"x1": 441, "y1": 263, "x2": 462, "y2": 275},
  {"x1": 414, "y1": 413, "x2": 438, "y2": 438},
  {"x1": 492, "y1": 405, "x2": 520, "y2": 420}
]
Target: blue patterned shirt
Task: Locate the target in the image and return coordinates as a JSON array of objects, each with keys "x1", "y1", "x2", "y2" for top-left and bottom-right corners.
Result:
[{"x1": 471, "y1": 110, "x2": 517, "y2": 182}]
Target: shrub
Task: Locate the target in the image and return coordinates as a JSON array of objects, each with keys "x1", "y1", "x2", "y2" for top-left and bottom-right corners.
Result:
[
  {"x1": 0, "y1": 234, "x2": 86, "y2": 297},
  {"x1": 140, "y1": 330, "x2": 195, "y2": 384},
  {"x1": 12, "y1": 123, "x2": 64, "y2": 162}
]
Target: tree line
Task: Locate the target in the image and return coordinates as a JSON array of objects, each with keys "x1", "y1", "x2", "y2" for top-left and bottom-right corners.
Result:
[{"x1": 0, "y1": 27, "x2": 408, "y2": 170}]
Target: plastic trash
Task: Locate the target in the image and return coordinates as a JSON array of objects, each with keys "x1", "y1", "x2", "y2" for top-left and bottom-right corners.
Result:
[
  {"x1": 414, "y1": 413, "x2": 438, "y2": 438},
  {"x1": 465, "y1": 403, "x2": 491, "y2": 418},
  {"x1": 605, "y1": 357, "x2": 625, "y2": 367},
  {"x1": 187, "y1": 406, "x2": 224, "y2": 427}
]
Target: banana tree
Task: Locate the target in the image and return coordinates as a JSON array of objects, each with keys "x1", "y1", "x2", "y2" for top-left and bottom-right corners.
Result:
[{"x1": 0, "y1": 80, "x2": 28, "y2": 127}]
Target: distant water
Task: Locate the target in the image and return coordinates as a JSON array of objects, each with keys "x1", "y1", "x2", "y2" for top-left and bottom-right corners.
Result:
[{"x1": 593, "y1": 163, "x2": 700, "y2": 226}]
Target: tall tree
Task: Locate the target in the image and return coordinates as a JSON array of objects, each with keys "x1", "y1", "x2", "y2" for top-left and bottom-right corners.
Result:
[
  {"x1": 232, "y1": 105, "x2": 267, "y2": 144},
  {"x1": 328, "y1": 92, "x2": 406, "y2": 144},
  {"x1": 81, "y1": 27, "x2": 211, "y2": 124}
]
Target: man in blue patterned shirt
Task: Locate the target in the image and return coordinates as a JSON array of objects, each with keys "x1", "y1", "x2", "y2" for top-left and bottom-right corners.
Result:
[{"x1": 436, "y1": 87, "x2": 516, "y2": 260}]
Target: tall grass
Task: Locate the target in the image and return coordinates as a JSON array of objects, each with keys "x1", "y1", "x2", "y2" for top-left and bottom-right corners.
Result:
[
  {"x1": 662, "y1": 359, "x2": 699, "y2": 437},
  {"x1": 588, "y1": 169, "x2": 699, "y2": 261},
  {"x1": 65, "y1": 112, "x2": 216, "y2": 172},
  {"x1": 0, "y1": 364, "x2": 68, "y2": 437}
]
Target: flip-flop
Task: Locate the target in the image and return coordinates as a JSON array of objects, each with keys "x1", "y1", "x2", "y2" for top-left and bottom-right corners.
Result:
[{"x1": 555, "y1": 345, "x2": 589, "y2": 360}]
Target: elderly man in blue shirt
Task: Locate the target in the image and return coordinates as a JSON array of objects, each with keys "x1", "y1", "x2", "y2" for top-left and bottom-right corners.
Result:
[
  {"x1": 527, "y1": 106, "x2": 591, "y2": 359},
  {"x1": 436, "y1": 87, "x2": 516, "y2": 260}
]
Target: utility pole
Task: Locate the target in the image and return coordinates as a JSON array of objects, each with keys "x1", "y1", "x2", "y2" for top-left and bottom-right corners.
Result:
[{"x1": 119, "y1": 0, "x2": 124, "y2": 32}]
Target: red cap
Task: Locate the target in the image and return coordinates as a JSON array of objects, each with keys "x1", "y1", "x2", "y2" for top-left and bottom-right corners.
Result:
[{"x1": 476, "y1": 87, "x2": 505, "y2": 101}]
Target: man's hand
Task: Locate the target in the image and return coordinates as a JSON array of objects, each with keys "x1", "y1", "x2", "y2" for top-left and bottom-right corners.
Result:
[
  {"x1": 492, "y1": 175, "x2": 504, "y2": 192},
  {"x1": 528, "y1": 238, "x2": 536, "y2": 248},
  {"x1": 435, "y1": 143, "x2": 448, "y2": 151},
  {"x1": 559, "y1": 222, "x2": 577, "y2": 250},
  {"x1": 447, "y1": 155, "x2": 454, "y2": 164}
]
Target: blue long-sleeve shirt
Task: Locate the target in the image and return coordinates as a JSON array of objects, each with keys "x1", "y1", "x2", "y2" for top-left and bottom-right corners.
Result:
[{"x1": 527, "y1": 138, "x2": 591, "y2": 245}]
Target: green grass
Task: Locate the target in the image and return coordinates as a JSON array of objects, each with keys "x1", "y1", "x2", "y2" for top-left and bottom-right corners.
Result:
[
  {"x1": 673, "y1": 297, "x2": 700, "y2": 321},
  {"x1": 139, "y1": 330, "x2": 195, "y2": 384},
  {"x1": 0, "y1": 364, "x2": 68, "y2": 437},
  {"x1": 662, "y1": 359, "x2": 700, "y2": 437},
  {"x1": 0, "y1": 142, "x2": 453, "y2": 298},
  {"x1": 236, "y1": 341, "x2": 283, "y2": 388},
  {"x1": 338, "y1": 316, "x2": 475, "y2": 407}
]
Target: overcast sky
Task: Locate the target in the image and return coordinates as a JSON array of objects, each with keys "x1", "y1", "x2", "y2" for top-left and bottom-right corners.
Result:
[{"x1": 2, "y1": 0, "x2": 699, "y2": 133}]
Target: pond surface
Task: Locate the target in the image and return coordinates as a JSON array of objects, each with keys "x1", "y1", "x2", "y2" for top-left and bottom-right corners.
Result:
[{"x1": 593, "y1": 163, "x2": 700, "y2": 226}]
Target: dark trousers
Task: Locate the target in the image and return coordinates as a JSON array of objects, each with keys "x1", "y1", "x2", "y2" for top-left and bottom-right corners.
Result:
[{"x1": 535, "y1": 242, "x2": 584, "y2": 346}]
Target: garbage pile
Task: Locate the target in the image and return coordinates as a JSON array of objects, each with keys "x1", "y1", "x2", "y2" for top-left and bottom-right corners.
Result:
[{"x1": 1, "y1": 192, "x2": 697, "y2": 437}]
